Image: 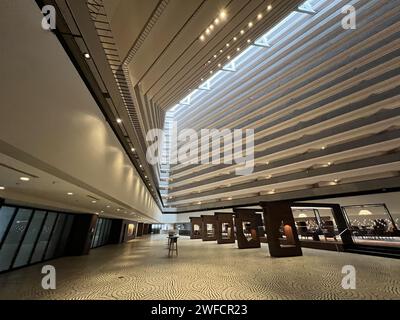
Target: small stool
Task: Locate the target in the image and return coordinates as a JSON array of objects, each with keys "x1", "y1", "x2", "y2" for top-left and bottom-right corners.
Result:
[{"x1": 168, "y1": 237, "x2": 178, "y2": 257}]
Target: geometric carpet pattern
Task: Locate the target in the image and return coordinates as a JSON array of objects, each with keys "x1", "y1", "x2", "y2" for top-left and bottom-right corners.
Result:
[{"x1": 0, "y1": 235, "x2": 399, "y2": 300}]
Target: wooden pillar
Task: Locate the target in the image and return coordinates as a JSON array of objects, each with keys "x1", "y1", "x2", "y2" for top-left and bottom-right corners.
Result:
[
  {"x1": 260, "y1": 201, "x2": 302, "y2": 257},
  {"x1": 233, "y1": 209, "x2": 261, "y2": 249},
  {"x1": 190, "y1": 217, "x2": 203, "y2": 239},
  {"x1": 215, "y1": 212, "x2": 235, "y2": 244},
  {"x1": 201, "y1": 215, "x2": 218, "y2": 241},
  {"x1": 137, "y1": 222, "x2": 144, "y2": 236}
]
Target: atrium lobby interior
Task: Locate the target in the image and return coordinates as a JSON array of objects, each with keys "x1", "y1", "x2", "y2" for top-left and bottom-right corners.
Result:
[{"x1": 0, "y1": 0, "x2": 400, "y2": 302}]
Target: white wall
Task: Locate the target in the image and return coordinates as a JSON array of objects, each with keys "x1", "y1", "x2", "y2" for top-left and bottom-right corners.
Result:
[{"x1": 0, "y1": 0, "x2": 162, "y2": 222}]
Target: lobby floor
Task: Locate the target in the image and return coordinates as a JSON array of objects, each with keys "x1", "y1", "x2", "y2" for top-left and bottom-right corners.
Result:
[{"x1": 0, "y1": 235, "x2": 399, "y2": 300}]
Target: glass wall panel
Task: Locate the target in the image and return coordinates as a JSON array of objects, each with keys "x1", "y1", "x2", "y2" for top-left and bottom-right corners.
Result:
[
  {"x1": 0, "y1": 208, "x2": 32, "y2": 272},
  {"x1": 30, "y1": 212, "x2": 57, "y2": 263},
  {"x1": 44, "y1": 214, "x2": 66, "y2": 260},
  {"x1": 0, "y1": 206, "x2": 16, "y2": 244},
  {"x1": 93, "y1": 218, "x2": 103, "y2": 248},
  {"x1": 13, "y1": 210, "x2": 46, "y2": 268}
]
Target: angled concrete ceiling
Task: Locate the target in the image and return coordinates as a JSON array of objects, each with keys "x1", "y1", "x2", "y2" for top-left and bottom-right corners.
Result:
[{"x1": 86, "y1": 0, "x2": 400, "y2": 212}]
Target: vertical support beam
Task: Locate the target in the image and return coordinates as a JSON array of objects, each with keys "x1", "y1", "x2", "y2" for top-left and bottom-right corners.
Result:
[
  {"x1": 137, "y1": 222, "x2": 144, "y2": 236},
  {"x1": 66, "y1": 214, "x2": 98, "y2": 256},
  {"x1": 261, "y1": 202, "x2": 302, "y2": 257}
]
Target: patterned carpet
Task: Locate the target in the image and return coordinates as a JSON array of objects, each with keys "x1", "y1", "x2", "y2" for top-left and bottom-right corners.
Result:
[{"x1": 0, "y1": 235, "x2": 399, "y2": 300}]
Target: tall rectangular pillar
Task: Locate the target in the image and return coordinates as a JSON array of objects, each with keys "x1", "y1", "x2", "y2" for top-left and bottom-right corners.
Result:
[{"x1": 260, "y1": 202, "x2": 302, "y2": 257}]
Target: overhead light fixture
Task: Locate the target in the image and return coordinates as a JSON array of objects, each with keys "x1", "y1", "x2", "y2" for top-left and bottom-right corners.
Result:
[
  {"x1": 145, "y1": 175, "x2": 148, "y2": 178},
  {"x1": 226, "y1": 43, "x2": 230, "y2": 47},
  {"x1": 139, "y1": 164, "x2": 143, "y2": 168},
  {"x1": 209, "y1": 24, "x2": 214, "y2": 30},
  {"x1": 219, "y1": 49, "x2": 223, "y2": 53},
  {"x1": 205, "y1": 28, "x2": 211, "y2": 35},
  {"x1": 257, "y1": 13, "x2": 263, "y2": 20},
  {"x1": 248, "y1": 21, "x2": 253, "y2": 28},
  {"x1": 83, "y1": 53, "x2": 91, "y2": 59},
  {"x1": 268, "y1": 189, "x2": 276, "y2": 194},
  {"x1": 218, "y1": 63, "x2": 222, "y2": 67},
  {"x1": 247, "y1": 39, "x2": 252, "y2": 43},
  {"x1": 214, "y1": 54, "x2": 217, "y2": 58},
  {"x1": 233, "y1": 37, "x2": 237, "y2": 41},
  {"x1": 240, "y1": 30, "x2": 245, "y2": 35},
  {"x1": 200, "y1": 35, "x2": 205, "y2": 41},
  {"x1": 237, "y1": 47, "x2": 241, "y2": 51},
  {"x1": 219, "y1": 10, "x2": 227, "y2": 20},
  {"x1": 214, "y1": 18, "x2": 220, "y2": 25},
  {"x1": 267, "y1": 4, "x2": 273, "y2": 11},
  {"x1": 131, "y1": 148, "x2": 135, "y2": 152},
  {"x1": 210, "y1": 70, "x2": 213, "y2": 74},
  {"x1": 67, "y1": 192, "x2": 74, "y2": 196},
  {"x1": 106, "y1": 205, "x2": 111, "y2": 208},
  {"x1": 116, "y1": 118, "x2": 122, "y2": 124},
  {"x1": 227, "y1": 55, "x2": 231, "y2": 60},
  {"x1": 321, "y1": 146, "x2": 326, "y2": 150},
  {"x1": 91, "y1": 200, "x2": 97, "y2": 204},
  {"x1": 0, "y1": 186, "x2": 5, "y2": 190},
  {"x1": 20, "y1": 177, "x2": 30, "y2": 181}
]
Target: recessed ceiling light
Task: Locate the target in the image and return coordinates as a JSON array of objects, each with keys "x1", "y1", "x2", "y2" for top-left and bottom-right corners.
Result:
[
  {"x1": 84, "y1": 53, "x2": 90, "y2": 59},
  {"x1": 240, "y1": 30, "x2": 245, "y2": 35},
  {"x1": 214, "y1": 55, "x2": 217, "y2": 58},
  {"x1": 20, "y1": 177, "x2": 30, "y2": 181},
  {"x1": 257, "y1": 13, "x2": 263, "y2": 20},
  {"x1": 267, "y1": 5, "x2": 273, "y2": 11},
  {"x1": 205, "y1": 28, "x2": 211, "y2": 35},
  {"x1": 210, "y1": 70, "x2": 213, "y2": 74},
  {"x1": 106, "y1": 205, "x2": 111, "y2": 208},
  {"x1": 201, "y1": 78, "x2": 204, "y2": 81},
  {"x1": 101, "y1": 210, "x2": 104, "y2": 213},
  {"x1": 139, "y1": 164, "x2": 143, "y2": 168},
  {"x1": 219, "y1": 10, "x2": 227, "y2": 20},
  {"x1": 200, "y1": 35, "x2": 205, "y2": 41},
  {"x1": 227, "y1": 55, "x2": 231, "y2": 60},
  {"x1": 131, "y1": 148, "x2": 135, "y2": 152},
  {"x1": 226, "y1": 43, "x2": 230, "y2": 47},
  {"x1": 248, "y1": 21, "x2": 253, "y2": 28},
  {"x1": 209, "y1": 24, "x2": 214, "y2": 30},
  {"x1": 233, "y1": 37, "x2": 237, "y2": 41},
  {"x1": 91, "y1": 200, "x2": 97, "y2": 204},
  {"x1": 218, "y1": 63, "x2": 221, "y2": 67},
  {"x1": 67, "y1": 192, "x2": 74, "y2": 196},
  {"x1": 237, "y1": 47, "x2": 241, "y2": 51},
  {"x1": 145, "y1": 175, "x2": 148, "y2": 178},
  {"x1": 268, "y1": 189, "x2": 276, "y2": 194},
  {"x1": 0, "y1": 186, "x2": 5, "y2": 190},
  {"x1": 266, "y1": 161, "x2": 270, "y2": 165},
  {"x1": 214, "y1": 18, "x2": 220, "y2": 25},
  {"x1": 116, "y1": 118, "x2": 122, "y2": 124},
  {"x1": 247, "y1": 39, "x2": 252, "y2": 43},
  {"x1": 321, "y1": 146, "x2": 326, "y2": 150},
  {"x1": 220, "y1": 49, "x2": 223, "y2": 53}
]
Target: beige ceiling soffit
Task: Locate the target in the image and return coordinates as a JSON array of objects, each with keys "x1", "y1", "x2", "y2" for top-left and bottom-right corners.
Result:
[{"x1": 123, "y1": 0, "x2": 170, "y2": 65}]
